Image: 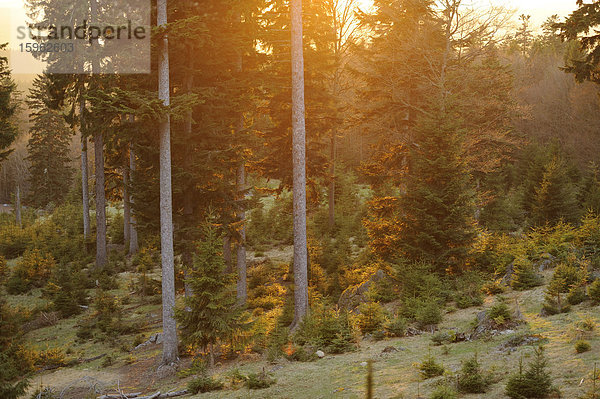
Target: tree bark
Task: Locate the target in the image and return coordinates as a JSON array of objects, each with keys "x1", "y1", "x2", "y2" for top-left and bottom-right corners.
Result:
[
  {"x1": 94, "y1": 131, "x2": 107, "y2": 268},
  {"x1": 234, "y1": 15, "x2": 247, "y2": 304},
  {"x1": 81, "y1": 134, "x2": 90, "y2": 240},
  {"x1": 15, "y1": 184, "x2": 21, "y2": 227},
  {"x1": 236, "y1": 163, "x2": 247, "y2": 304},
  {"x1": 123, "y1": 159, "x2": 130, "y2": 246},
  {"x1": 158, "y1": 0, "x2": 178, "y2": 365},
  {"x1": 290, "y1": 0, "x2": 309, "y2": 329},
  {"x1": 182, "y1": 39, "x2": 194, "y2": 301},
  {"x1": 128, "y1": 139, "x2": 139, "y2": 255},
  {"x1": 90, "y1": 0, "x2": 106, "y2": 268},
  {"x1": 328, "y1": 130, "x2": 336, "y2": 228}
]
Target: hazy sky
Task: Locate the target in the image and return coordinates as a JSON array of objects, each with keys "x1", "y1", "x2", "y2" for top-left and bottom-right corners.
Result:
[{"x1": 0, "y1": 0, "x2": 582, "y2": 76}]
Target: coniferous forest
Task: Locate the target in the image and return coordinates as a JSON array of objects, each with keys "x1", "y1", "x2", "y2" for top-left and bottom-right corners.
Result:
[{"x1": 1, "y1": 0, "x2": 600, "y2": 398}]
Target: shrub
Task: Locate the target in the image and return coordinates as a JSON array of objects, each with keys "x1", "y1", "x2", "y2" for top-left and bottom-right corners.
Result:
[
  {"x1": 0, "y1": 224, "x2": 31, "y2": 259},
  {"x1": 488, "y1": 300, "x2": 512, "y2": 324},
  {"x1": 430, "y1": 384, "x2": 458, "y2": 399},
  {"x1": 93, "y1": 291, "x2": 122, "y2": 332},
  {"x1": 415, "y1": 300, "x2": 443, "y2": 329},
  {"x1": 482, "y1": 279, "x2": 506, "y2": 295},
  {"x1": 589, "y1": 280, "x2": 600, "y2": 304},
  {"x1": 457, "y1": 354, "x2": 489, "y2": 393},
  {"x1": 28, "y1": 387, "x2": 57, "y2": 399},
  {"x1": 294, "y1": 304, "x2": 356, "y2": 354},
  {"x1": 505, "y1": 347, "x2": 553, "y2": 399},
  {"x1": 511, "y1": 258, "x2": 542, "y2": 291},
  {"x1": 453, "y1": 272, "x2": 484, "y2": 309},
  {"x1": 578, "y1": 317, "x2": 596, "y2": 331},
  {"x1": 418, "y1": 351, "x2": 445, "y2": 379},
  {"x1": 187, "y1": 375, "x2": 224, "y2": 394},
  {"x1": 108, "y1": 213, "x2": 125, "y2": 245},
  {"x1": 431, "y1": 331, "x2": 456, "y2": 346},
  {"x1": 356, "y1": 302, "x2": 386, "y2": 334},
  {"x1": 44, "y1": 263, "x2": 89, "y2": 318},
  {"x1": 567, "y1": 286, "x2": 587, "y2": 305},
  {"x1": 575, "y1": 340, "x2": 591, "y2": 353},
  {"x1": 6, "y1": 249, "x2": 55, "y2": 294},
  {"x1": 246, "y1": 371, "x2": 276, "y2": 389},
  {"x1": 384, "y1": 316, "x2": 407, "y2": 337},
  {"x1": 0, "y1": 255, "x2": 7, "y2": 285},
  {"x1": 550, "y1": 263, "x2": 586, "y2": 293},
  {"x1": 34, "y1": 348, "x2": 66, "y2": 369}
]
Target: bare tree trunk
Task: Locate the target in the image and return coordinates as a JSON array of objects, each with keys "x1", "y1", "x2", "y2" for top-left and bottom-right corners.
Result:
[
  {"x1": 328, "y1": 130, "x2": 336, "y2": 228},
  {"x1": 236, "y1": 163, "x2": 247, "y2": 304},
  {"x1": 123, "y1": 161, "x2": 130, "y2": 246},
  {"x1": 128, "y1": 139, "x2": 139, "y2": 255},
  {"x1": 234, "y1": 17, "x2": 247, "y2": 304},
  {"x1": 15, "y1": 184, "x2": 21, "y2": 227},
  {"x1": 90, "y1": 0, "x2": 106, "y2": 269},
  {"x1": 290, "y1": 0, "x2": 309, "y2": 330},
  {"x1": 81, "y1": 135, "x2": 91, "y2": 240},
  {"x1": 94, "y1": 131, "x2": 107, "y2": 268},
  {"x1": 158, "y1": 0, "x2": 178, "y2": 366},
  {"x1": 182, "y1": 47, "x2": 194, "y2": 301}
]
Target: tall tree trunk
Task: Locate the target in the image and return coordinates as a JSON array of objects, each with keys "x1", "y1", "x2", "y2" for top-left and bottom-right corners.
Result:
[
  {"x1": 158, "y1": 0, "x2": 178, "y2": 366},
  {"x1": 236, "y1": 163, "x2": 247, "y2": 304},
  {"x1": 123, "y1": 161, "x2": 130, "y2": 246},
  {"x1": 90, "y1": 0, "x2": 106, "y2": 268},
  {"x1": 94, "y1": 132, "x2": 107, "y2": 268},
  {"x1": 328, "y1": 129, "x2": 336, "y2": 228},
  {"x1": 15, "y1": 184, "x2": 21, "y2": 227},
  {"x1": 234, "y1": 17, "x2": 247, "y2": 304},
  {"x1": 182, "y1": 46, "x2": 194, "y2": 301},
  {"x1": 81, "y1": 135, "x2": 90, "y2": 239},
  {"x1": 128, "y1": 140, "x2": 139, "y2": 255},
  {"x1": 290, "y1": 0, "x2": 309, "y2": 329}
]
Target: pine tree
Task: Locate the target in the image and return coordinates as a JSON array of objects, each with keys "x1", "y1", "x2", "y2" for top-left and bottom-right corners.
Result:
[
  {"x1": 25, "y1": 75, "x2": 74, "y2": 208},
  {"x1": 0, "y1": 43, "x2": 18, "y2": 164},
  {"x1": 176, "y1": 222, "x2": 244, "y2": 367}
]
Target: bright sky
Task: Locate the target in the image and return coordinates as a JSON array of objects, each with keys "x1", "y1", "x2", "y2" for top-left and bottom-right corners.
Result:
[{"x1": 0, "y1": 0, "x2": 581, "y2": 76}]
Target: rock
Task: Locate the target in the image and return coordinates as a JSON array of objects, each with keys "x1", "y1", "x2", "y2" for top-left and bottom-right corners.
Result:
[
  {"x1": 338, "y1": 270, "x2": 387, "y2": 310},
  {"x1": 500, "y1": 262, "x2": 514, "y2": 285},
  {"x1": 134, "y1": 333, "x2": 163, "y2": 351},
  {"x1": 536, "y1": 253, "x2": 556, "y2": 272},
  {"x1": 360, "y1": 361, "x2": 368, "y2": 367},
  {"x1": 405, "y1": 327, "x2": 422, "y2": 336},
  {"x1": 316, "y1": 350, "x2": 325, "y2": 358}
]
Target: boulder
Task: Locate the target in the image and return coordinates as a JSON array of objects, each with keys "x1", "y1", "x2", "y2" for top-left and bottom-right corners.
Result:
[
  {"x1": 500, "y1": 262, "x2": 514, "y2": 285},
  {"x1": 536, "y1": 253, "x2": 556, "y2": 272},
  {"x1": 315, "y1": 350, "x2": 325, "y2": 358},
  {"x1": 338, "y1": 270, "x2": 387, "y2": 310}
]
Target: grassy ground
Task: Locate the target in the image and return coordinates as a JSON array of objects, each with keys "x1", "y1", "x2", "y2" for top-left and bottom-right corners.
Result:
[{"x1": 13, "y1": 263, "x2": 600, "y2": 399}]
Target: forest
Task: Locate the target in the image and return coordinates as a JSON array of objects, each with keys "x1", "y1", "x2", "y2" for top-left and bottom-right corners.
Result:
[{"x1": 1, "y1": 0, "x2": 600, "y2": 398}]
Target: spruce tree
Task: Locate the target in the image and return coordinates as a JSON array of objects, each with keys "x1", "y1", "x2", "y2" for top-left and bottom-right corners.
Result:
[
  {"x1": 531, "y1": 154, "x2": 579, "y2": 226},
  {"x1": 0, "y1": 297, "x2": 32, "y2": 399},
  {"x1": 26, "y1": 75, "x2": 74, "y2": 208},
  {"x1": 505, "y1": 347, "x2": 553, "y2": 399},
  {"x1": 0, "y1": 43, "x2": 18, "y2": 164},
  {"x1": 176, "y1": 222, "x2": 244, "y2": 367},
  {"x1": 400, "y1": 107, "x2": 477, "y2": 271}
]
